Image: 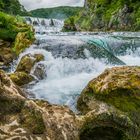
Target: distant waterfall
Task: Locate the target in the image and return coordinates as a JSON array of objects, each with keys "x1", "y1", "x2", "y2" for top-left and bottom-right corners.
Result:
[{"x1": 25, "y1": 17, "x2": 64, "y2": 33}]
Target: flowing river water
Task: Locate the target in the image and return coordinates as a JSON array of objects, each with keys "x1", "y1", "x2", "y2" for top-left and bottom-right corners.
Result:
[{"x1": 12, "y1": 18, "x2": 140, "y2": 110}]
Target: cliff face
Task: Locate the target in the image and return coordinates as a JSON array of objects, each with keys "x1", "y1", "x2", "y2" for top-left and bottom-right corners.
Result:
[{"x1": 64, "y1": 0, "x2": 140, "y2": 31}]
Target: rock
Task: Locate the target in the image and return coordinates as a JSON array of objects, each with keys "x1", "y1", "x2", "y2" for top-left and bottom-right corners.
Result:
[
  {"x1": 1, "y1": 69, "x2": 140, "y2": 139},
  {"x1": 16, "y1": 53, "x2": 44, "y2": 74},
  {"x1": 0, "y1": 12, "x2": 35, "y2": 53},
  {"x1": 33, "y1": 63, "x2": 46, "y2": 80},
  {"x1": 11, "y1": 53, "x2": 44, "y2": 86},
  {"x1": 80, "y1": 103, "x2": 139, "y2": 140},
  {"x1": 33, "y1": 20, "x2": 39, "y2": 26},
  {"x1": 10, "y1": 72, "x2": 34, "y2": 86},
  {"x1": 13, "y1": 31, "x2": 35, "y2": 55},
  {"x1": 41, "y1": 19, "x2": 46, "y2": 26},
  {"x1": 50, "y1": 19, "x2": 55, "y2": 26},
  {"x1": 0, "y1": 12, "x2": 35, "y2": 68},
  {"x1": 0, "y1": 71, "x2": 79, "y2": 140},
  {"x1": 0, "y1": 44, "x2": 16, "y2": 65},
  {"x1": 77, "y1": 66, "x2": 140, "y2": 139},
  {"x1": 77, "y1": 66, "x2": 140, "y2": 114}
]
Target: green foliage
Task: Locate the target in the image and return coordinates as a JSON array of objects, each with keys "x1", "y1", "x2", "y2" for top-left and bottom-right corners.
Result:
[
  {"x1": 29, "y1": 6, "x2": 83, "y2": 19},
  {"x1": 64, "y1": 0, "x2": 140, "y2": 31},
  {"x1": 0, "y1": 12, "x2": 35, "y2": 55},
  {"x1": 0, "y1": 0, "x2": 27, "y2": 15},
  {"x1": 0, "y1": 12, "x2": 30, "y2": 41}
]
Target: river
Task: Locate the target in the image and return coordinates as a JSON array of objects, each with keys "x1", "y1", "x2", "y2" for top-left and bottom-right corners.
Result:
[{"x1": 12, "y1": 17, "x2": 140, "y2": 110}]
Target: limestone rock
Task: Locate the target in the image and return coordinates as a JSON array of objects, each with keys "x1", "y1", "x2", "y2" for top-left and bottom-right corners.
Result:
[
  {"x1": 16, "y1": 53, "x2": 44, "y2": 74},
  {"x1": 0, "y1": 40, "x2": 16, "y2": 66},
  {"x1": 10, "y1": 72, "x2": 34, "y2": 86},
  {"x1": 33, "y1": 63, "x2": 46, "y2": 80},
  {"x1": 77, "y1": 66, "x2": 140, "y2": 140}
]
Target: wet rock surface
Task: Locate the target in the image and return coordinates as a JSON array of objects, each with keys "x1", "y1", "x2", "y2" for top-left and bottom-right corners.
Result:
[{"x1": 9, "y1": 53, "x2": 45, "y2": 86}]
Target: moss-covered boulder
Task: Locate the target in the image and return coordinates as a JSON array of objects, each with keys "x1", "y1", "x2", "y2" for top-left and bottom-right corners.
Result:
[
  {"x1": 16, "y1": 53, "x2": 44, "y2": 74},
  {"x1": 10, "y1": 53, "x2": 44, "y2": 86},
  {"x1": 0, "y1": 70, "x2": 79, "y2": 140},
  {"x1": 10, "y1": 72, "x2": 34, "y2": 86},
  {"x1": 77, "y1": 66, "x2": 140, "y2": 113},
  {"x1": 77, "y1": 66, "x2": 140, "y2": 138}
]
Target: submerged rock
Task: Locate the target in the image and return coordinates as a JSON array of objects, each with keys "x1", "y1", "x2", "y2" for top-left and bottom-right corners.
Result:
[{"x1": 33, "y1": 63, "x2": 46, "y2": 80}]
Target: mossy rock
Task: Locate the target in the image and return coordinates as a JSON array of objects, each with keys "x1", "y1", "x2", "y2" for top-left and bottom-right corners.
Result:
[
  {"x1": 80, "y1": 109, "x2": 139, "y2": 140},
  {"x1": 16, "y1": 53, "x2": 44, "y2": 74},
  {"x1": 0, "y1": 12, "x2": 35, "y2": 55},
  {"x1": 19, "y1": 105, "x2": 46, "y2": 134},
  {"x1": 10, "y1": 72, "x2": 34, "y2": 86},
  {"x1": 77, "y1": 66, "x2": 140, "y2": 113},
  {"x1": 77, "y1": 66, "x2": 140, "y2": 134}
]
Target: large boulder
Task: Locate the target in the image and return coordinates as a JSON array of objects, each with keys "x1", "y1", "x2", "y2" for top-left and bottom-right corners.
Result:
[
  {"x1": 77, "y1": 66, "x2": 140, "y2": 114},
  {"x1": 77, "y1": 66, "x2": 140, "y2": 139},
  {"x1": 0, "y1": 70, "x2": 79, "y2": 140}
]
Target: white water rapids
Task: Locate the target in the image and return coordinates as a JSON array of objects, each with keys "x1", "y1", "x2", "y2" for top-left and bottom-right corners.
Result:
[{"x1": 13, "y1": 18, "x2": 140, "y2": 110}]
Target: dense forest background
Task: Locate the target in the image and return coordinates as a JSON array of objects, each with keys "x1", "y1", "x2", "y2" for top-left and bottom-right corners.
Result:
[{"x1": 0, "y1": 0, "x2": 26, "y2": 15}]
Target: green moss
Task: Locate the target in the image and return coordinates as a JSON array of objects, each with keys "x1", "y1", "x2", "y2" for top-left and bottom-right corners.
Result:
[
  {"x1": 0, "y1": 98, "x2": 25, "y2": 117},
  {"x1": 20, "y1": 107, "x2": 46, "y2": 134},
  {"x1": 10, "y1": 72, "x2": 34, "y2": 86},
  {"x1": 80, "y1": 112, "x2": 136, "y2": 140},
  {"x1": 0, "y1": 12, "x2": 35, "y2": 55}
]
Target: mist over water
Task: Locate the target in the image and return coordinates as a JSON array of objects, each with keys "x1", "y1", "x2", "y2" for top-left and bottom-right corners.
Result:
[{"x1": 17, "y1": 18, "x2": 140, "y2": 109}]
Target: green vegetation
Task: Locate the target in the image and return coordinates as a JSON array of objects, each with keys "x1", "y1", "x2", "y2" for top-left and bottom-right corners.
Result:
[
  {"x1": 20, "y1": 106, "x2": 46, "y2": 134},
  {"x1": 64, "y1": 0, "x2": 140, "y2": 31},
  {"x1": 0, "y1": 0, "x2": 26, "y2": 15},
  {"x1": 0, "y1": 12, "x2": 35, "y2": 54},
  {"x1": 29, "y1": 6, "x2": 83, "y2": 19}
]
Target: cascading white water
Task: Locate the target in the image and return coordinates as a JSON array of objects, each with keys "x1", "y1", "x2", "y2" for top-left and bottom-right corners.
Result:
[{"x1": 16, "y1": 17, "x2": 140, "y2": 110}]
